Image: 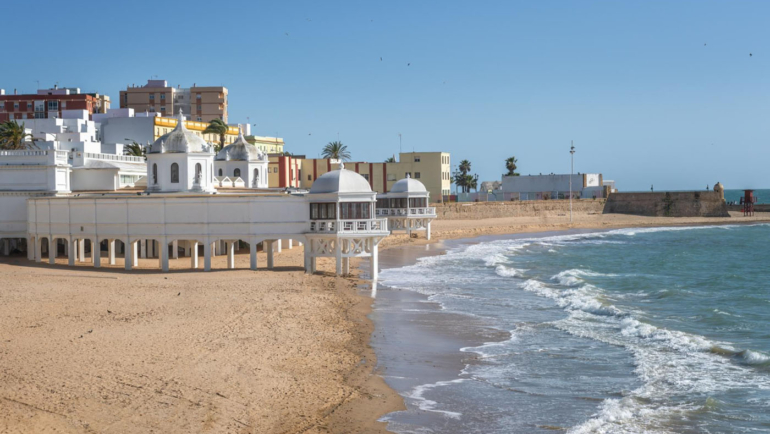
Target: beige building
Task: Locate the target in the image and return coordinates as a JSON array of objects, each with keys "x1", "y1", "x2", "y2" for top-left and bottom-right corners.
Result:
[
  {"x1": 119, "y1": 79, "x2": 228, "y2": 123},
  {"x1": 246, "y1": 135, "x2": 285, "y2": 154},
  {"x1": 268, "y1": 152, "x2": 451, "y2": 202}
]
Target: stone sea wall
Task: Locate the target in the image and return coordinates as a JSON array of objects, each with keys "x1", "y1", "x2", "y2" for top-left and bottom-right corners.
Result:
[
  {"x1": 434, "y1": 199, "x2": 606, "y2": 220},
  {"x1": 603, "y1": 191, "x2": 729, "y2": 217}
]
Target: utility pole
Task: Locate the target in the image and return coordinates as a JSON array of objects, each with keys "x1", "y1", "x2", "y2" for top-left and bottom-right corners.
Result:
[
  {"x1": 398, "y1": 133, "x2": 402, "y2": 154},
  {"x1": 570, "y1": 141, "x2": 575, "y2": 223}
]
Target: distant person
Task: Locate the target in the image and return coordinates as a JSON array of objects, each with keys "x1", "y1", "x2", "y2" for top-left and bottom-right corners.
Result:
[{"x1": 651, "y1": 185, "x2": 654, "y2": 192}]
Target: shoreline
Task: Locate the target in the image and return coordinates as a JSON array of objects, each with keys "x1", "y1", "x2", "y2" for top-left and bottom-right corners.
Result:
[
  {"x1": 351, "y1": 211, "x2": 770, "y2": 432},
  {"x1": 1, "y1": 212, "x2": 768, "y2": 432}
]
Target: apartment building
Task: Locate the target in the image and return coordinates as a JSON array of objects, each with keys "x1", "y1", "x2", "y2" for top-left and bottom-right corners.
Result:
[
  {"x1": 268, "y1": 152, "x2": 451, "y2": 202},
  {"x1": 0, "y1": 86, "x2": 104, "y2": 122},
  {"x1": 118, "y1": 79, "x2": 228, "y2": 123}
]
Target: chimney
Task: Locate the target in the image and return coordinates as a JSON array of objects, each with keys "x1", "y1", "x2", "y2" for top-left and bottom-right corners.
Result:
[
  {"x1": 54, "y1": 84, "x2": 58, "y2": 90},
  {"x1": 14, "y1": 88, "x2": 17, "y2": 95}
]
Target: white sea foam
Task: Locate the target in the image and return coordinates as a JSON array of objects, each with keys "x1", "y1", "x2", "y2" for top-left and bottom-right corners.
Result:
[
  {"x1": 406, "y1": 379, "x2": 465, "y2": 419},
  {"x1": 495, "y1": 264, "x2": 521, "y2": 277},
  {"x1": 740, "y1": 350, "x2": 770, "y2": 365}
]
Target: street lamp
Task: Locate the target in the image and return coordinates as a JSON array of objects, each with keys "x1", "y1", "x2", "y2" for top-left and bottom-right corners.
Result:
[{"x1": 570, "y1": 141, "x2": 575, "y2": 223}]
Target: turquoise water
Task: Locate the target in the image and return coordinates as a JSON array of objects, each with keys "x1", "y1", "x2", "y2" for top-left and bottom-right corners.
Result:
[
  {"x1": 723, "y1": 189, "x2": 767, "y2": 204},
  {"x1": 377, "y1": 224, "x2": 770, "y2": 433}
]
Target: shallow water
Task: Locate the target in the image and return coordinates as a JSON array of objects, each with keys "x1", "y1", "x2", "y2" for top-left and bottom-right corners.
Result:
[{"x1": 372, "y1": 224, "x2": 770, "y2": 433}]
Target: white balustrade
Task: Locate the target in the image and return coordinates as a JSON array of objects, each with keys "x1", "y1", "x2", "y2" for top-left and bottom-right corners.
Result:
[
  {"x1": 309, "y1": 218, "x2": 388, "y2": 233},
  {"x1": 376, "y1": 207, "x2": 436, "y2": 217}
]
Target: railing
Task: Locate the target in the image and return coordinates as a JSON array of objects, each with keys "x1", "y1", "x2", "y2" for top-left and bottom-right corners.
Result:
[
  {"x1": 309, "y1": 218, "x2": 388, "y2": 233},
  {"x1": 85, "y1": 152, "x2": 144, "y2": 163},
  {"x1": 376, "y1": 207, "x2": 436, "y2": 217}
]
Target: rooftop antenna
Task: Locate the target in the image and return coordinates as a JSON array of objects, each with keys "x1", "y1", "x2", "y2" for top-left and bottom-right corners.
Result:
[{"x1": 398, "y1": 133, "x2": 402, "y2": 154}]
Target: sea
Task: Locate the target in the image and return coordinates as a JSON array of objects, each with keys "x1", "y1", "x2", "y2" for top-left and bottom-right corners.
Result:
[
  {"x1": 370, "y1": 223, "x2": 770, "y2": 433},
  {"x1": 724, "y1": 189, "x2": 769, "y2": 205}
]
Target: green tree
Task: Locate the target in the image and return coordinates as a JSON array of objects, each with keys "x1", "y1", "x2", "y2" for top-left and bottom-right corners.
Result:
[
  {"x1": 458, "y1": 159, "x2": 471, "y2": 175},
  {"x1": 385, "y1": 156, "x2": 396, "y2": 163},
  {"x1": 453, "y1": 159, "x2": 474, "y2": 193},
  {"x1": 0, "y1": 121, "x2": 36, "y2": 150},
  {"x1": 124, "y1": 141, "x2": 146, "y2": 159},
  {"x1": 202, "y1": 118, "x2": 229, "y2": 152},
  {"x1": 322, "y1": 141, "x2": 351, "y2": 161},
  {"x1": 466, "y1": 174, "x2": 479, "y2": 192},
  {"x1": 505, "y1": 156, "x2": 520, "y2": 176}
]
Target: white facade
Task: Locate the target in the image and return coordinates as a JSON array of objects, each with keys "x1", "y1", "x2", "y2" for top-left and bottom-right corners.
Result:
[
  {"x1": 214, "y1": 129, "x2": 268, "y2": 189},
  {"x1": 501, "y1": 173, "x2": 604, "y2": 200}
]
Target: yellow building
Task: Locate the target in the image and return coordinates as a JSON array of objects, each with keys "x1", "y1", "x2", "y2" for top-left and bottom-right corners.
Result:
[
  {"x1": 119, "y1": 79, "x2": 228, "y2": 123},
  {"x1": 246, "y1": 135, "x2": 285, "y2": 154}
]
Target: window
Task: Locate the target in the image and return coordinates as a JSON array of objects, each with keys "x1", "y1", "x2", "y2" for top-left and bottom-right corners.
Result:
[
  {"x1": 160, "y1": 106, "x2": 166, "y2": 112},
  {"x1": 13, "y1": 103, "x2": 18, "y2": 109},
  {"x1": 234, "y1": 168, "x2": 241, "y2": 178},
  {"x1": 409, "y1": 198, "x2": 427, "y2": 208},
  {"x1": 195, "y1": 163, "x2": 202, "y2": 183},
  {"x1": 35, "y1": 112, "x2": 46, "y2": 119},
  {"x1": 405, "y1": 172, "x2": 411, "y2": 178},
  {"x1": 274, "y1": 167, "x2": 278, "y2": 173},
  {"x1": 47, "y1": 101, "x2": 58, "y2": 110},
  {"x1": 253, "y1": 168, "x2": 259, "y2": 182},
  {"x1": 310, "y1": 203, "x2": 337, "y2": 220},
  {"x1": 197, "y1": 105, "x2": 202, "y2": 111},
  {"x1": 414, "y1": 156, "x2": 421, "y2": 162},
  {"x1": 339, "y1": 202, "x2": 371, "y2": 220},
  {"x1": 152, "y1": 164, "x2": 157, "y2": 184},
  {"x1": 149, "y1": 94, "x2": 155, "y2": 100},
  {"x1": 26, "y1": 102, "x2": 32, "y2": 109},
  {"x1": 414, "y1": 172, "x2": 421, "y2": 179},
  {"x1": 218, "y1": 168, "x2": 223, "y2": 176},
  {"x1": 308, "y1": 174, "x2": 312, "y2": 181},
  {"x1": 160, "y1": 94, "x2": 165, "y2": 100},
  {"x1": 170, "y1": 163, "x2": 179, "y2": 183},
  {"x1": 362, "y1": 174, "x2": 369, "y2": 181},
  {"x1": 196, "y1": 94, "x2": 201, "y2": 100},
  {"x1": 387, "y1": 173, "x2": 396, "y2": 181}
]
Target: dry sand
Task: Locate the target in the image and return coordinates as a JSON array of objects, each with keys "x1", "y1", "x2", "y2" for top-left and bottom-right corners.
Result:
[
  {"x1": 0, "y1": 248, "x2": 402, "y2": 434},
  {"x1": 1, "y1": 210, "x2": 769, "y2": 433}
]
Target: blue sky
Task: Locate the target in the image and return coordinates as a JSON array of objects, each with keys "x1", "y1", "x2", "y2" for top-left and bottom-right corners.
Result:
[{"x1": 7, "y1": 0, "x2": 769, "y2": 190}]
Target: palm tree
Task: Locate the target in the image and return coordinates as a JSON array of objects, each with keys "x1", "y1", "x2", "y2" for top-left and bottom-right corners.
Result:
[
  {"x1": 202, "y1": 119, "x2": 228, "y2": 152},
  {"x1": 467, "y1": 174, "x2": 479, "y2": 192},
  {"x1": 385, "y1": 156, "x2": 396, "y2": 163},
  {"x1": 458, "y1": 159, "x2": 471, "y2": 175},
  {"x1": 0, "y1": 120, "x2": 36, "y2": 150},
  {"x1": 322, "y1": 141, "x2": 351, "y2": 161},
  {"x1": 505, "y1": 156, "x2": 520, "y2": 176},
  {"x1": 124, "y1": 141, "x2": 146, "y2": 160}
]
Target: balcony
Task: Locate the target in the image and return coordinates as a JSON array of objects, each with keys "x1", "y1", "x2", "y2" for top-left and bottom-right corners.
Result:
[
  {"x1": 376, "y1": 207, "x2": 436, "y2": 217},
  {"x1": 309, "y1": 218, "x2": 388, "y2": 233}
]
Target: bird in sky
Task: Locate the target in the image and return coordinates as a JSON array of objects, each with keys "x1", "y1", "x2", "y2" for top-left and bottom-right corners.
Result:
[
  {"x1": 380, "y1": 57, "x2": 382, "y2": 61},
  {"x1": 285, "y1": 32, "x2": 289, "y2": 36},
  {"x1": 407, "y1": 63, "x2": 411, "y2": 66},
  {"x1": 750, "y1": 53, "x2": 753, "y2": 57}
]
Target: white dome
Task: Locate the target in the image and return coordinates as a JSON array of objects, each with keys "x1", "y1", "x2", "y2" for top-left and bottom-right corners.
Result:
[
  {"x1": 309, "y1": 164, "x2": 372, "y2": 194},
  {"x1": 390, "y1": 176, "x2": 427, "y2": 193},
  {"x1": 215, "y1": 130, "x2": 265, "y2": 161},
  {"x1": 149, "y1": 110, "x2": 210, "y2": 154}
]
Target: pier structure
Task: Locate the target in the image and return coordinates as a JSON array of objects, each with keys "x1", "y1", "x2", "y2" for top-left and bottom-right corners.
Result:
[{"x1": 376, "y1": 175, "x2": 436, "y2": 239}]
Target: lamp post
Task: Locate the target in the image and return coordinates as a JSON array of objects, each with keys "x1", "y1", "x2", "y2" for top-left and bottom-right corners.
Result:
[{"x1": 570, "y1": 141, "x2": 575, "y2": 223}]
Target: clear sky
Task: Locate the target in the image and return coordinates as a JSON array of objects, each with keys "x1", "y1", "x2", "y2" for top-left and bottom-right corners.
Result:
[{"x1": 6, "y1": 0, "x2": 769, "y2": 190}]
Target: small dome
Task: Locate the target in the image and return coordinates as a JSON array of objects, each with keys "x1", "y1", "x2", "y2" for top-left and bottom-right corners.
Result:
[
  {"x1": 309, "y1": 163, "x2": 372, "y2": 194},
  {"x1": 149, "y1": 109, "x2": 210, "y2": 154},
  {"x1": 215, "y1": 129, "x2": 265, "y2": 161},
  {"x1": 390, "y1": 175, "x2": 427, "y2": 193}
]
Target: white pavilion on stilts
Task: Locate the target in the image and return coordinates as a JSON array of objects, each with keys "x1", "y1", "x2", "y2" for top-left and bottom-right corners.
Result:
[{"x1": 376, "y1": 174, "x2": 436, "y2": 239}]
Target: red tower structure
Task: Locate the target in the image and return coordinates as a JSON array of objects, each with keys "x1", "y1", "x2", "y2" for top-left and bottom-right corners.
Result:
[{"x1": 740, "y1": 190, "x2": 755, "y2": 216}]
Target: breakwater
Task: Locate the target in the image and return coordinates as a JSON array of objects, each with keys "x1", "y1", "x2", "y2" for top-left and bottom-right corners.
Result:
[{"x1": 603, "y1": 191, "x2": 729, "y2": 217}]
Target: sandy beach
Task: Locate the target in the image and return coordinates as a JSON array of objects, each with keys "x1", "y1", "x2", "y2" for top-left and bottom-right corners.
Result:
[{"x1": 1, "y1": 210, "x2": 769, "y2": 433}]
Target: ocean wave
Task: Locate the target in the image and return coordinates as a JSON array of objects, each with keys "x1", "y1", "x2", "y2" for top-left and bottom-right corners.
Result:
[
  {"x1": 495, "y1": 264, "x2": 521, "y2": 277},
  {"x1": 406, "y1": 379, "x2": 466, "y2": 419}
]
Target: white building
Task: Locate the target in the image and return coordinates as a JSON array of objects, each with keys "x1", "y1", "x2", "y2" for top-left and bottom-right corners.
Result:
[
  {"x1": 214, "y1": 129, "x2": 268, "y2": 189},
  {"x1": 501, "y1": 173, "x2": 606, "y2": 200},
  {"x1": 6, "y1": 111, "x2": 390, "y2": 279},
  {"x1": 376, "y1": 175, "x2": 436, "y2": 239}
]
